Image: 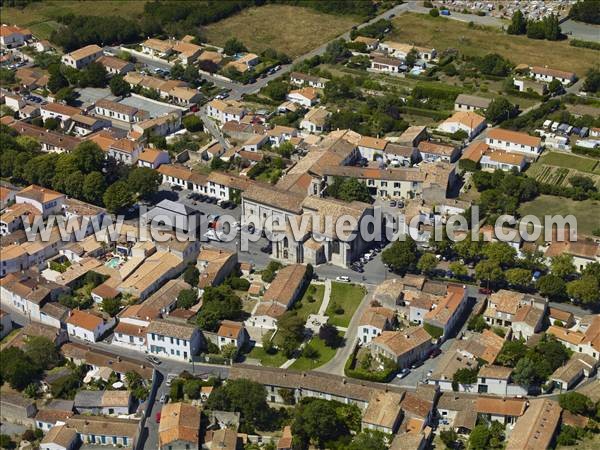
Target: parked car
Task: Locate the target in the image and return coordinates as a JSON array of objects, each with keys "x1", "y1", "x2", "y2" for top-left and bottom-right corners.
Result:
[
  {"x1": 155, "y1": 412, "x2": 161, "y2": 423},
  {"x1": 479, "y1": 287, "x2": 493, "y2": 295},
  {"x1": 411, "y1": 361, "x2": 423, "y2": 369},
  {"x1": 159, "y1": 394, "x2": 168, "y2": 404},
  {"x1": 336, "y1": 276, "x2": 351, "y2": 282},
  {"x1": 165, "y1": 373, "x2": 177, "y2": 387},
  {"x1": 396, "y1": 368, "x2": 410, "y2": 379},
  {"x1": 146, "y1": 355, "x2": 161, "y2": 365},
  {"x1": 429, "y1": 348, "x2": 441, "y2": 358}
]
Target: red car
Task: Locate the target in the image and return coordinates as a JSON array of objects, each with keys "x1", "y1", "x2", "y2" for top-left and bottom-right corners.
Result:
[
  {"x1": 479, "y1": 287, "x2": 493, "y2": 295},
  {"x1": 155, "y1": 412, "x2": 161, "y2": 423}
]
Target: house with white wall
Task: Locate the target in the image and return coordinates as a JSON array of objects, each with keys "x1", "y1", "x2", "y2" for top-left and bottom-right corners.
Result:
[
  {"x1": 146, "y1": 319, "x2": 203, "y2": 362},
  {"x1": 485, "y1": 128, "x2": 542, "y2": 158},
  {"x1": 358, "y1": 307, "x2": 396, "y2": 344},
  {"x1": 66, "y1": 310, "x2": 115, "y2": 343}
]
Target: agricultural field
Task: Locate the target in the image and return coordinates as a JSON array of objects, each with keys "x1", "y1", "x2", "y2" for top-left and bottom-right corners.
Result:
[
  {"x1": 0, "y1": 1, "x2": 147, "y2": 40},
  {"x1": 526, "y1": 151, "x2": 600, "y2": 189},
  {"x1": 518, "y1": 195, "x2": 600, "y2": 236},
  {"x1": 389, "y1": 13, "x2": 598, "y2": 76},
  {"x1": 203, "y1": 5, "x2": 359, "y2": 58}
]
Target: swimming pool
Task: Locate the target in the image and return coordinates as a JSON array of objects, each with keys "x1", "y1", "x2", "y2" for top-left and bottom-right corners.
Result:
[{"x1": 105, "y1": 257, "x2": 120, "y2": 269}]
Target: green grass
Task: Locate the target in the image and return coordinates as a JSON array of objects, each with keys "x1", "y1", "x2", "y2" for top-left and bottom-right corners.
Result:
[
  {"x1": 389, "y1": 13, "x2": 599, "y2": 76},
  {"x1": 537, "y1": 152, "x2": 599, "y2": 174},
  {"x1": 0, "y1": 1, "x2": 148, "y2": 40},
  {"x1": 291, "y1": 284, "x2": 325, "y2": 322},
  {"x1": 326, "y1": 282, "x2": 366, "y2": 328},
  {"x1": 289, "y1": 337, "x2": 337, "y2": 371},
  {"x1": 247, "y1": 346, "x2": 288, "y2": 368},
  {"x1": 518, "y1": 195, "x2": 600, "y2": 236},
  {"x1": 203, "y1": 4, "x2": 359, "y2": 58}
]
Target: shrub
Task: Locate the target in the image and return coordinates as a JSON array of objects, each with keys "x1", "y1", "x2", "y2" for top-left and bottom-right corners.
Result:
[
  {"x1": 429, "y1": 8, "x2": 440, "y2": 17},
  {"x1": 228, "y1": 277, "x2": 250, "y2": 291},
  {"x1": 183, "y1": 115, "x2": 203, "y2": 132}
]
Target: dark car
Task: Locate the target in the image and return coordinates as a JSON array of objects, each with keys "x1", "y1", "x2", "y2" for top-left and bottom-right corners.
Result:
[
  {"x1": 429, "y1": 348, "x2": 441, "y2": 358},
  {"x1": 172, "y1": 185, "x2": 183, "y2": 192},
  {"x1": 479, "y1": 287, "x2": 493, "y2": 295}
]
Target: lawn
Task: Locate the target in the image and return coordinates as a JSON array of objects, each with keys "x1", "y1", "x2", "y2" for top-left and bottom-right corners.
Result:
[
  {"x1": 247, "y1": 346, "x2": 288, "y2": 368},
  {"x1": 537, "y1": 152, "x2": 599, "y2": 174},
  {"x1": 557, "y1": 433, "x2": 600, "y2": 450},
  {"x1": 289, "y1": 337, "x2": 337, "y2": 371},
  {"x1": 0, "y1": 1, "x2": 147, "y2": 40},
  {"x1": 326, "y1": 282, "x2": 366, "y2": 328},
  {"x1": 518, "y1": 195, "x2": 600, "y2": 236},
  {"x1": 291, "y1": 283, "x2": 325, "y2": 322},
  {"x1": 203, "y1": 4, "x2": 359, "y2": 58},
  {"x1": 389, "y1": 13, "x2": 598, "y2": 76}
]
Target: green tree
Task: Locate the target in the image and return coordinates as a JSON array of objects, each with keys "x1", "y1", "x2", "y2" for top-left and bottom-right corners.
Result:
[
  {"x1": 206, "y1": 379, "x2": 273, "y2": 433},
  {"x1": 223, "y1": 38, "x2": 247, "y2": 55},
  {"x1": 183, "y1": 265, "x2": 199, "y2": 286},
  {"x1": 405, "y1": 48, "x2": 418, "y2": 67},
  {"x1": 382, "y1": 237, "x2": 418, "y2": 275},
  {"x1": 323, "y1": 39, "x2": 350, "y2": 64},
  {"x1": 177, "y1": 289, "x2": 197, "y2": 309},
  {"x1": 82, "y1": 171, "x2": 106, "y2": 204},
  {"x1": 475, "y1": 260, "x2": 504, "y2": 286},
  {"x1": 570, "y1": 0, "x2": 600, "y2": 25},
  {"x1": 128, "y1": 167, "x2": 160, "y2": 199},
  {"x1": 429, "y1": 8, "x2": 440, "y2": 17},
  {"x1": 24, "y1": 336, "x2": 62, "y2": 370},
  {"x1": 453, "y1": 367, "x2": 478, "y2": 385},
  {"x1": 171, "y1": 63, "x2": 185, "y2": 80},
  {"x1": 551, "y1": 254, "x2": 576, "y2": 279},
  {"x1": 559, "y1": 392, "x2": 594, "y2": 416},
  {"x1": 347, "y1": 430, "x2": 388, "y2": 450},
  {"x1": 449, "y1": 261, "x2": 468, "y2": 279},
  {"x1": 505, "y1": 268, "x2": 532, "y2": 288},
  {"x1": 566, "y1": 275, "x2": 600, "y2": 304},
  {"x1": 196, "y1": 285, "x2": 243, "y2": 331},
  {"x1": 109, "y1": 75, "x2": 131, "y2": 96},
  {"x1": 468, "y1": 315, "x2": 489, "y2": 333},
  {"x1": 0, "y1": 347, "x2": 41, "y2": 391},
  {"x1": 417, "y1": 253, "x2": 438, "y2": 275},
  {"x1": 102, "y1": 180, "x2": 134, "y2": 213},
  {"x1": 485, "y1": 97, "x2": 517, "y2": 124},
  {"x1": 277, "y1": 312, "x2": 306, "y2": 358},
  {"x1": 483, "y1": 242, "x2": 517, "y2": 267},
  {"x1": 292, "y1": 398, "x2": 348, "y2": 448},
  {"x1": 440, "y1": 429, "x2": 459, "y2": 449},
  {"x1": 102, "y1": 296, "x2": 121, "y2": 317},
  {"x1": 537, "y1": 274, "x2": 566, "y2": 300},
  {"x1": 583, "y1": 68, "x2": 600, "y2": 93},
  {"x1": 469, "y1": 422, "x2": 504, "y2": 450},
  {"x1": 326, "y1": 177, "x2": 372, "y2": 203},
  {"x1": 44, "y1": 117, "x2": 60, "y2": 130},
  {"x1": 507, "y1": 10, "x2": 527, "y2": 34},
  {"x1": 497, "y1": 339, "x2": 528, "y2": 367},
  {"x1": 548, "y1": 79, "x2": 563, "y2": 95},
  {"x1": 183, "y1": 379, "x2": 202, "y2": 399},
  {"x1": 80, "y1": 62, "x2": 107, "y2": 87},
  {"x1": 0, "y1": 435, "x2": 15, "y2": 450},
  {"x1": 182, "y1": 114, "x2": 203, "y2": 132}
]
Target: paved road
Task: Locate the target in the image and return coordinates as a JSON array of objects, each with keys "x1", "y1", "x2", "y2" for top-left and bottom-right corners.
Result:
[
  {"x1": 316, "y1": 282, "x2": 376, "y2": 375},
  {"x1": 561, "y1": 19, "x2": 600, "y2": 43},
  {"x1": 198, "y1": 107, "x2": 229, "y2": 149}
]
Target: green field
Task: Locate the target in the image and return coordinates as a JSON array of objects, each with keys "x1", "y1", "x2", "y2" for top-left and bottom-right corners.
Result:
[
  {"x1": 518, "y1": 195, "x2": 600, "y2": 236},
  {"x1": 203, "y1": 4, "x2": 359, "y2": 58},
  {"x1": 390, "y1": 13, "x2": 598, "y2": 76},
  {"x1": 537, "y1": 152, "x2": 599, "y2": 173},
  {"x1": 247, "y1": 345, "x2": 288, "y2": 368},
  {"x1": 289, "y1": 337, "x2": 337, "y2": 371},
  {"x1": 326, "y1": 282, "x2": 366, "y2": 328},
  {"x1": 0, "y1": 1, "x2": 147, "y2": 40},
  {"x1": 291, "y1": 283, "x2": 325, "y2": 322}
]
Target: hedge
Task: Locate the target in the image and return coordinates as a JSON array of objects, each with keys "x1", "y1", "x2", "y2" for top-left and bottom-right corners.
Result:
[
  {"x1": 344, "y1": 346, "x2": 396, "y2": 382},
  {"x1": 571, "y1": 145, "x2": 600, "y2": 158},
  {"x1": 570, "y1": 39, "x2": 600, "y2": 51},
  {"x1": 400, "y1": 106, "x2": 452, "y2": 121}
]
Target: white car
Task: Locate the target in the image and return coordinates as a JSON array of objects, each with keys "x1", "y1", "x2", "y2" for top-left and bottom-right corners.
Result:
[
  {"x1": 336, "y1": 276, "x2": 351, "y2": 282},
  {"x1": 396, "y1": 368, "x2": 410, "y2": 379},
  {"x1": 165, "y1": 373, "x2": 177, "y2": 387}
]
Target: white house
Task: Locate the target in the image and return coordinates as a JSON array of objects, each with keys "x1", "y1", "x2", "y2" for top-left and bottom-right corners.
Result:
[
  {"x1": 480, "y1": 148, "x2": 527, "y2": 172},
  {"x1": 0, "y1": 25, "x2": 31, "y2": 48},
  {"x1": 137, "y1": 148, "x2": 170, "y2": 169},
  {"x1": 300, "y1": 107, "x2": 329, "y2": 134},
  {"x1": 40, "y1": 103, "x2": 81, "y2": 129},
  {"x1": 107, "y1": 139, "x2": 143, "y2": 165},
  {"x1": 206, "y1": 99, "x2": 245, "y2": 123},
  {"x1": 66, "y1": 310, "x2": 115, "y2": 343},
  {"x1": 289, "y1": 72, "x2": 328, "y2": 89},
  {"x1": 370, "y1": 56, "x2": 403, "y2": 73},
  {"x1": 15, "y1": 184, "x2": 65, "y2": 218},
  {"x1": 217, "y1": 320, "x2": 248, "y2": 351},
  {"x1": 74, "y1": 390, "x2": 132, "y2": 416},
  {"x1": 61, "y1": 44, "x2": 103, "y2": 69},
  {"x1": 94, "y1": 99, "x2": 149, "y2": 123},
  {"x1": 485, "y1": 128, "x2": 543, "y2": 157},
  {"x1": 358, "y1": 307, "x2": 396, "y2": 344},
  {"x1": 437, "y1": 111, "x2": 486, "y2": 140},
  {"x1": 531, "y1": 66, "x2": 576, "y2": 85},
  {"x1": 39, "y1": 424, "x2": 78, "y2": 450},
  {"x1": 146, "y1": 319, "x2": 203, "y2": 362},
  {"x1": 287, "y1": 88, "x2": 318, "y2": 108}
]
